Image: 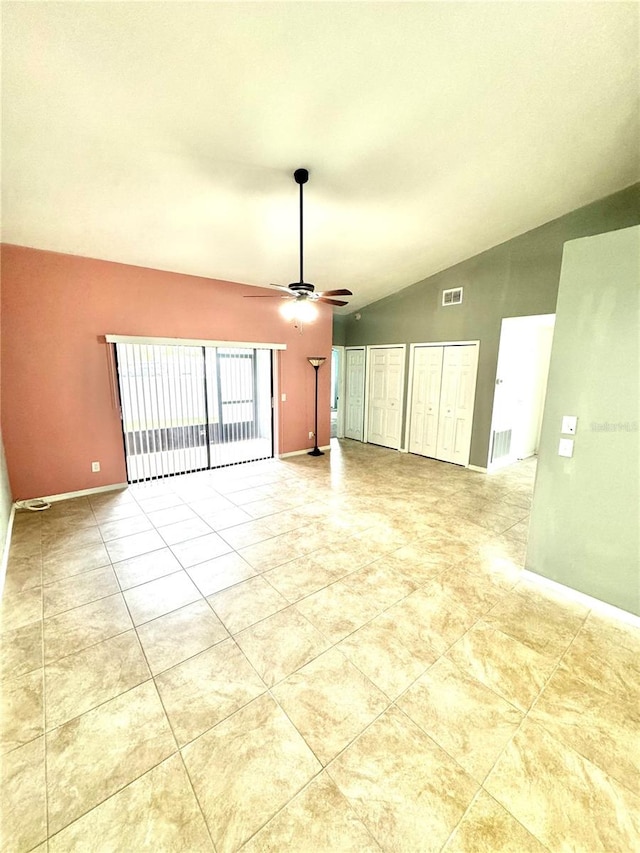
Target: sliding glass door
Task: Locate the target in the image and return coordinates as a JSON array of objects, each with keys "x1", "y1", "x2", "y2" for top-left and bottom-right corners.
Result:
[{"x1": 115, "y1": 342, "x2": 273, "y2": 482}]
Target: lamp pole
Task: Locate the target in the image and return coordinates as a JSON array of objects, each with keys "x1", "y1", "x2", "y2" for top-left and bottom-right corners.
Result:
[{"x1": 307, "y1": 357, "x2": 326, "y2": 456}]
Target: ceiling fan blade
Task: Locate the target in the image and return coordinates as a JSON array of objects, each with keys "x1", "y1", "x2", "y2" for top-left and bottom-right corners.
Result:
[
  {"x1": 316, "y1": 289, "x2": 353, "y2": 297},
  {"x1": 317, "y1": 297, "x2": 349, "y2": 306},
  {"x1": 243, "y1": 294, "x2": 289, "y2": 299},
  {"x1": 268, "y1": 283, "x2": 295, "y2": 292}
]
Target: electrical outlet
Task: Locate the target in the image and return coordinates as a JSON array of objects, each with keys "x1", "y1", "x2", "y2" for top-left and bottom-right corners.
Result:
[
  {"x1": 91, "y1": 461, "x2": 100, "y2": 472},
  {"x1": 309, "y1": 431, "x2": 314, "y2": 439}
]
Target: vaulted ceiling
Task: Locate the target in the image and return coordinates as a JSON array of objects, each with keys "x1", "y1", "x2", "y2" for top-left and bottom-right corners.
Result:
[{"x1": 2, "y1": 2, "x2": 638, "y2": 311}]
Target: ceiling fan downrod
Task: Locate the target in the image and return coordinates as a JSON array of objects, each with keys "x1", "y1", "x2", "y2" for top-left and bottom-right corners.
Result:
[{"x1": 294, "y1": 168, "x2": 309, "y2": 287}]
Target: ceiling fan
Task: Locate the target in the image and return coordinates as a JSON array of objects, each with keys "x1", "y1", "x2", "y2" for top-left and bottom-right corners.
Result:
[{"x1": 245, "y1": 168, "x2": 353, "y2": 319}]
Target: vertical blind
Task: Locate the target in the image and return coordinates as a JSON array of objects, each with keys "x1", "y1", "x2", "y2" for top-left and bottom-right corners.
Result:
[{"x1": 114, "y1": 342, "x2": 273, "y2": 483}]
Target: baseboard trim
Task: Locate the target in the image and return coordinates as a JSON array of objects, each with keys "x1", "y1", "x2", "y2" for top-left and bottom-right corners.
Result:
[
  {"x1": 0, "y1": 503, "x2": 17, "y2": 600},
  {"x1": 468, "y1": 464, "x2": 488, "y2": 474},
  {"x1": 522, "y1": 569, "x2": 640, "y2": 626},
  {"x1": 279, "y1": 446, "x2": 331, "y2": 459},
  {"x1": 20, "y1": 483, "x2": 129, "y2": 504}
]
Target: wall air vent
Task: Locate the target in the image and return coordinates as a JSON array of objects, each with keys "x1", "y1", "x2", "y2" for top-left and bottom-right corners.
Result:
[{"x1": 442, "y1": 287, "x2": 463, "y2": 306}]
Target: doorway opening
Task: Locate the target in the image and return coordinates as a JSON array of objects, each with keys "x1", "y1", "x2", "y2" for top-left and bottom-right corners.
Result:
[
  {"x1": 115, "y1": 342, "x2": 273, "y2": 483},
  {"x1": 489, "y1": 314, "x2": 555, "y2": 470}
]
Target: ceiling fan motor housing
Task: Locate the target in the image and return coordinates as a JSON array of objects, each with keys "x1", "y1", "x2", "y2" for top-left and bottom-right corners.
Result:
[{"x1": 289, "y1": 282, "x2": 314, "y2": 294}]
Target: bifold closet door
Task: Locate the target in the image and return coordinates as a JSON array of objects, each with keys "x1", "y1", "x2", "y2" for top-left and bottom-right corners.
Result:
[
  {"x1": 435, "y1": 345, "x2": 477, "y2": 465},
  {"x1": 367, "y1": 347, "x2": 404, "y2": 449},
  {"x1": 408, "y1": 346, "x2": 444, "y2": 457},
  {"x1": 344, "y1": 347, "x2": 365, "y2": 441}
]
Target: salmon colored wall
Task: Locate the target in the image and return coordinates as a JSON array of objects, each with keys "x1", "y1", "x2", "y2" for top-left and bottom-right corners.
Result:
[{"x1": 0, "y1": 245, "x2": 333, "y2": 499}]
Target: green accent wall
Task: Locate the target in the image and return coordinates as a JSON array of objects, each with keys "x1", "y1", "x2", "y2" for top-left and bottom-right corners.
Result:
[
  {"x1": 343, "y1": 183, "x2": 640, "y2": 467},
  {"x1": 526, "y1": 226, "x2": 639, "y2": 615}
]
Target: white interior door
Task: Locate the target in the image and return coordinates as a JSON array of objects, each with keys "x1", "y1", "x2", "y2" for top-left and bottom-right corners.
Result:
[
  {"x1": 491, "y1": 315, "x2": 555, "y2": 466},
  {"x1": 409, "y1": 346, "x2": 444, "y2": 456},
  {"x1": 344, "y1": 347, "x2": 365, "y2": 441},
  {"x1": 367, "y1": 347, "x2": 404, "y2": 449},
  {"x1": 436, "y1": 345, "x2": 479, "y2": 466}
]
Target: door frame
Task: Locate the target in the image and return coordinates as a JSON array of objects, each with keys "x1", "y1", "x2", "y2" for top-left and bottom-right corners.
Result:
[
  {"x1": 344, "y1": 345, "x2": 366, "y2": 441},
  {"x1": 332, "y1": 345, "x2": 346, "y2": 439},
  {"x1": 405, "y1": 340, "x2": 480, "y2": 463},
  {"x1": 364, "y1": 344, "x2": 407, "y2": 450}
]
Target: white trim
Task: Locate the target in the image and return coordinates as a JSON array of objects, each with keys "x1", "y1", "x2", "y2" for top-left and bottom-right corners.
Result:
[
  {"x1": 23, "y1": 483, "x2": 129, "y2": 504},
  {"x1": 332, "y1": 345, "x2": 346, "y2": 440},
  {"x1": 364, "y1": 344, "x2": 407, "y2": 450},
  {"x1": 404, "y1": 341, "x2": 480, "y2": 465},
  {"x1": 522, "y1": 570, "x2": 640, "y2": 627},
  {"x1": 279, "y1": 445, "x2": 331, "y2": 458},
  {"x1": 468, "y1": 464, "x2": 488, "y2": 473},
  {"x1": 408, "y1": 340, "x2": 480, "y2": 348},
  {"x1": 0, "y1": 503, "x2": 17, "y2": 600},
  {"x1": 105, "y1": 334, "x2": 286, "y2": 351},
  {"x1": 344, "y1": 346, "x2": 366, "y2": 442}
]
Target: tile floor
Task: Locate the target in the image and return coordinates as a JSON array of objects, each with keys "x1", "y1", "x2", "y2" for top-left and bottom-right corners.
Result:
[{"x1": 1, "y1": 440, "x2": 639, "y2": 852}]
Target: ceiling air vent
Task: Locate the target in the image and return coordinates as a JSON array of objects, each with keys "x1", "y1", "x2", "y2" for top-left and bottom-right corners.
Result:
[{"x1": 442, "y1": 287, "x2": 463, "y2": 306}]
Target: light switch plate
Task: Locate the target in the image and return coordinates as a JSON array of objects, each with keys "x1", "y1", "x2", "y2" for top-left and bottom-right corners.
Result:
[
  {"x1": 558, "y1": 438, "x2": 574, "y2": 458},
  {"x1": 561, "y1": 415, "x2": 577, "y2": 435}
]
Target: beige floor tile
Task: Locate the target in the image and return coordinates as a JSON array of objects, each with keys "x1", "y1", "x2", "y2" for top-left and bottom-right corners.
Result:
[
  {"x1": 135, "y1": 493, "x2": 185, "y2": 514},
  {"x1": 186, "y1": 551, "x2": 257, "y2": 596},
  {"x1": 398, "y1": 657, "x2": 523, "y2": 782},
  {"x1": 46, "y1": 680, "x2": 176, "y2": 834},
  {"x1": 157, "y1": 517, "x2": 214, "y2": 546},
  {"x1": 0, "y1": 735, "x2": 47, "y2": 853},
  {"x1": 443, "y1": 789, "x2": 547, "y2": 853},
  {"x1": 582, "y1": 610, "x2": 640, "y2": 655},
  {"x1": 145, "y1": 503, "x2": 198, "y2": 528},
  {"x1": 97, "y1": 514, "x2": 153, "y2": 541},
  {"x1": 386, "y1": 584, "x2": 476, "y2": 656},
  {"x1": 264, "y1": 552, "x2": 343, "y2": 602},
  {"x1": 329, "y1": 706, "x2": 478, "y2": 852},
  {"x1": 0, "y1": 668, "x2": 44, "y2": 754},
  {"x1": 447, "y1": 621, "x2": 557, "y2": 711},
  {"x1": 44, "y1": 593, "x2": 132, "y2": 664},
  {"x1": 273, "y1": 648, "x2": 388, "y2": 765},
  {"x1": 123, "y1": 571, "x2": 201, "y2": 625},
  {"x1": 43, "y1": 542, "x2": 111, "y2": 584},
  {"x1": 156, "y1": 638, "x2": 265, "y2": 745},
  {"x1": 45, "y1": 630, "x2": 150, "y2": 730},
  {"x1": 0, "y1": 585, "x2": 42, "y2": 632},
  {"x1": 3, "y1": 553, "x2": 42, "y2": 595},
  {"x1": 218, "y1": 518, "x2": 275, "y2": 550},
  {"x1": 338, "y1": 610, "x2": 437, "y2": 699},
  {"x1": 43, "y1": 565, "x2": 120, "y2": 618},
  {"x1": 484, "y1": 718, "x2": 640, "y2": 852},
  {"x1": 207, "y1": 576, "x2": 288, "y2": 634},
  {"x1": 242, "y1": 772, "x2": 380, "y2": 853},
  {"x1": 182, "y1": 693, "x2": 321, "y2": 853},
  {"x1": 105, "y1": 529, "x2": 166, "y2": 563},
  {"x1": 199, "y1": 506, "x2": 253, "y2": 531},
  {"x1": 48, "y1": 754, "x2": 213, "y2": 852},
  {"x1": 483, "y1": 584, "x2": 586, "y2": 658},
  {"x1": 234, "y1": 606, "x2": 330, "y2": 687},
  {"x1": 238, "y1": 535, "x2": 304, "y2": 572},
  {"x1": 112, "y1": 547, "x2": 182, "y2": 589},
  {"x1": 530, "y1": 666, "x2": 640, "y2": 795},
  {"x1": 559, "y1": 622, "x2": 640, "y2": 702},
  {"x1": 171, "y1": 532, "x2": 233, "y2": 568},
  {"x1": 0, "y1": 620, "x2": 43, "y2": 680},
  {"x1": 341, "y1": 561, "x2": 416, "y2": 612},
  {"x1": 42, "y1": 525, "x2": 104, "y2": 558},
  {"x1": 295, "y1": 580, "x2": 381, "y2": 644},
  {"x1": 136, "y1": 599, "x2": 228, "y2": 675},
  {"x1": 92, "y1": 501, "x2": 145, "y2": 524},
  {"x1": 435, "y1": 565, "x2": 507, "y2": 618}
]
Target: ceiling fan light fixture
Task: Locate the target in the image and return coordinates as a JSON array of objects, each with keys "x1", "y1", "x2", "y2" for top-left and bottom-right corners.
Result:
[{"x1": 280, "y1": 298, "x2": 318, "y2": 324}]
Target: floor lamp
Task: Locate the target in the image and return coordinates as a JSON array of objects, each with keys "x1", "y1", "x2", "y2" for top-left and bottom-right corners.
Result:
[{"x1": 307, "y1": 356, "x2": 326, "y2": 456}]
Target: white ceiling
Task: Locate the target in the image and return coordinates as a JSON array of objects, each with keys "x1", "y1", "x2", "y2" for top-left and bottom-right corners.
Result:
[{"x1": 2, "y1": 2, "x2": 638, "y2": 312}]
